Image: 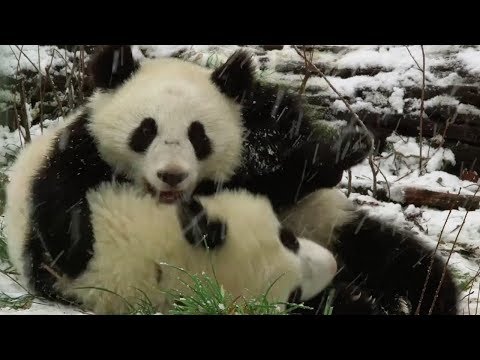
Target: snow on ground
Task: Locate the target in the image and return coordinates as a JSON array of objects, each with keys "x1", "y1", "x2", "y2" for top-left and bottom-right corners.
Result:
[
  {"x1": 0, "y1": 45, "x2": 479, "y2": 315},
  {"x1": 339, "y1": 132, "x2": 480, "y2": 315}
]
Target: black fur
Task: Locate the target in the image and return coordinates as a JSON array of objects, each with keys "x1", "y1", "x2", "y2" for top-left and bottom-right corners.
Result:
[
  {"x1": 27, "y1": 112, "x2": 130, "y2": 299},
  {"x1": 279, "y1": 227, "x2": 299, "y2": 253},
  {"x1": 88, "y1": 45, "x2": 138, "y2": 90},
  {"x1": 330, "y1": 211, "x2": 459, "y2": 315},
  {"x1": 177, "y1": 198, "x2": 227, "y2": 249},
  {"x1": 194, "y1": 80, "x2": 372, "y2": 210},
  {"x1": 211, "y1": 50, "x2": 255, "y2": 102},
  {"x1": 188, "y1": 121, "x2": 212, "y2": 160},
  {"x1": 129, "y1": 117, "x2": 158, "y2": 153},
  {"x1": 292, "y1": 282, "x2": 387, "y2": 315}
]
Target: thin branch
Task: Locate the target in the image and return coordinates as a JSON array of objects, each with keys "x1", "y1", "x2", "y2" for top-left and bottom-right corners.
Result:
[
  {"x1": 372, "y1": 160, "x2": 391, "y2": 199},
  {"x1": 418, "y1": 45, "x2": 426, "y2": 175},
  {"x1": 78, "y1": 46, "x2": 85, "y2": 104},
  {"x1": 428, "y1": 185, "x2": 480, "y2": 314},
  {"x1": 293, "y1": 45, "x2": 373, "y2": 149},
  {"x1": 347, "y1": 169, "x2": 352, "y2": 197},
  {"x1": 415, "y1": 190, "x2": 458, "y2": 314},
  {"x1": 404, "y1": 45, "x2": 423, "y2": 71},
  {"x1": 368, "y1": 155, "x2": 377, "y2": 198},
  {"x1": 19, "y1": 80, "x2": 31, "y2": 143},
  {"x1": 45, "y1": 66, "x2": 65, "y2": 118},
  {"x1": 37, "y1": 45, "x2": 44, "y2": 134},
  {"x1": 13, "y1": 45, "x2": 41, "y2": 73}
]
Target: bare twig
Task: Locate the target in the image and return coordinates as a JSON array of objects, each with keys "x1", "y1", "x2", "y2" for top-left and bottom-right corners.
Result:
[
  {"x1": 78, "y1": 46, "x2": 85, "y2": 104},
  {"x1": 37, "y1": 45, "x2": 44, "y2": 134},
  {"x1": 476, "y1": 282, "x2": 480, "y2": 315},
  {"x1": 19, "y1": 80, "x2": 31, "y2": 143},
  {"x1": 45, "y1": 66, "x2": 66, "y2": 118},
  {"x1": 368, "y1": 155, "x2": 377, "y2": 198},
  {"x1": 404, "y1": 46, "x2": 423, "y2": 72},
  {"x1": 293, "y1": 46, "x2": 373, "y2": 149},
  {"x1": 428, "y1": 185, "x2": 480, "y2": 314},
  {"x1": 419, "y1": 46, "x2": 426, "y2": 174},
  {"x1": 11, "y1": 100, "x2": 23, "y2": 148},
  {"x1": 347, "y1": 169, "x2": 352, "y2": 197},
  {"x1": 415, "y1": 188, "x2": 461, "y2": 314},
  {"x1": 13, "y1": 45, "x2": 41, "y2": 73},
  {"x1": 299, "y1": 48, "x2": 313, "y2": 95},
  {"x1": 372, "y1": 160, "x2": 391, "y2": 199},
  {"x1": 40, "y1": 263, "x2": 62, "y2": 281}
]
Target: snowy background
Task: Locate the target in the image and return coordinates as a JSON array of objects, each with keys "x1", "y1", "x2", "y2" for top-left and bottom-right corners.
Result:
[{"x1": 1, "y1": 45, "x2": 479, "y2": 315}]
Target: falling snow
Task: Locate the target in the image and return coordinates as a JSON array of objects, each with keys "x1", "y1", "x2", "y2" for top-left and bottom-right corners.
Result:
[{"x1": 1, "y1": 45, "x2": 479, "y2": 315}]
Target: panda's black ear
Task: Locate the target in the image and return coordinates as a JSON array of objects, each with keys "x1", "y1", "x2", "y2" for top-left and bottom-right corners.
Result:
[
  {"x1": 88, "y1": 45, "x2": 138, "y2": 90},
  {"x1": 211, "y1": 50, "x2": 255, "y2": 103}
]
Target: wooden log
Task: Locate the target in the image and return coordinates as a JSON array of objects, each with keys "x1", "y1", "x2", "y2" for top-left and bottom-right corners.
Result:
[{"x1": 392, "y1": 187, "x2": 480, "y2": 211}]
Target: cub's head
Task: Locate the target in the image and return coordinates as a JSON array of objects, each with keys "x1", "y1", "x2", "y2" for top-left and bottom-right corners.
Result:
[{"x1": 86, "y1": 45, "x2": 254, "y2": 203}]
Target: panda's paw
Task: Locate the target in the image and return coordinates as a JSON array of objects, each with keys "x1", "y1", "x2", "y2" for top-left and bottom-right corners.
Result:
[
  {"x1": 332, "y1": 285, "x2": 386, "y2": 315},
  {"x1": 333, "y1": 125, "x2": 373, "y2": 170},
  {"x1": 177, "y1": 197, "x2": 227, "y2": 249},
  {"x1": 386, "y1": 296, "x2": 413, "y2": 315}
]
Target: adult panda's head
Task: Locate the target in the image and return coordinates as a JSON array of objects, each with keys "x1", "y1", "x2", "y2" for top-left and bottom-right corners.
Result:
[{"x1": 86, "y1": 45, "x2": 253, "y2": 203}]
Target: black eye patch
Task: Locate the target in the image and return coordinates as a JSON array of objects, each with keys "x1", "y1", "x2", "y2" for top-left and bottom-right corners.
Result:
[
  {"x1": 129, "y1": 117, "x2": 158, "y2": 153},
  {"x1": 279, "y1": 227, "x2": 300, "y2": 254},
  {"x1": 188, "y1": 121, "x2": 212, "y2": 160}
]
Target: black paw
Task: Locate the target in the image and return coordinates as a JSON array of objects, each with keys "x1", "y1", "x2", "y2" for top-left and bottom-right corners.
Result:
[
  {"x1": 177, "y1": 198, "x2": 227, "y2": 249},
  {"x1": 333, "y1": 125, "x2": 373, "y2": 170},
  {"x1": 331, "y1": 283, "x2": 386, "y2": 315}
]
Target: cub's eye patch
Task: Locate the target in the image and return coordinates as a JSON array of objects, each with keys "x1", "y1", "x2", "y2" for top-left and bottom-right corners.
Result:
[
  {"x1": 129, "y1": 117, "x2": 158, "y2": 153},
  {"x1": 188, "y1": 121, "x2": 212, "y2": 160}
]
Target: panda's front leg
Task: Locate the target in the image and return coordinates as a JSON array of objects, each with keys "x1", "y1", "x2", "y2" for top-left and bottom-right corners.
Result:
[
  {"x1": 177, "y1": 198, "x2": 227, "y2": 249},
  {"x1": 278, "y1": 124, "x2": 373, "y2": 206}
]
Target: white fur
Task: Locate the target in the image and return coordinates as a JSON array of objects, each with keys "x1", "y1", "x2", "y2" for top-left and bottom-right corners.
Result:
[
  {"x1": 51, "y1": 186, "x2": 337, "y2": 314},
  {"x1": 279, "y1": 188, "x2": 357, "y2": 248},
  {"x1": 4, "y1": 116, "x2": 76, "y2": 286},
  {"x1": 87, "y1": 57, "x2": 245, "y2": 197}
]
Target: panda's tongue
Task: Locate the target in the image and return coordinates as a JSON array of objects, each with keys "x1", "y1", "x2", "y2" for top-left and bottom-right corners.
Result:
[{"x1": 159, "y1": 191, "x2": 182, "y2": 204}]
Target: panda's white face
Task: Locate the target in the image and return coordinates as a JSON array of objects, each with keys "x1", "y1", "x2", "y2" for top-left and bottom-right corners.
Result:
[{"x1": 88, "y1": 58, "x2": 244, "y2": 204}]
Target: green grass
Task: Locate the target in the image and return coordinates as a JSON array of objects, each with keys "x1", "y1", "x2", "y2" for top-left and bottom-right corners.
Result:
[
  {"x1": 164, "y1": 265, "x2": 316, "y2": 315},
  {"x1": 0, "y1": 292, "x2": 34, "y2": 310}
]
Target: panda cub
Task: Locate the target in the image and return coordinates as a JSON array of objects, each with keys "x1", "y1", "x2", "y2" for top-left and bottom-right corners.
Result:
[
  {"x1": 12, "y1": 179, "x2": 338, "y2": 314},
  {"x1": 5, "y1": 45, "x2": 350, "y2": 304}
]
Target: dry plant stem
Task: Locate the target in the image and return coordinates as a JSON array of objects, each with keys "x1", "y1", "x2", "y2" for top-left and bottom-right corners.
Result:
[
  {"x1": 368, "y1": 155, "x2": 377, "y2": 198},
  {"x1": 428, "y1": 185, "x2": 480, "y2": 315},
  {"x1": 293, "y1": 45, "x2": 378, "y2": 199},
  {"x1": 293, "y1": 45, "x2": 374, "y2": 151},
  {"x1": 37, "y1": 46, "x2": 44, "y2": 133},
  {"x1": 372, "y1": 160, "x2": 391, "y2": 199},
  {"x1": 19, "y1": 80, "x2": 31, "y2": 143},
  {"x1": 11, "y1": 45, "x2": 26, "y2": 145},
  {"x1": 78, "y1": 46, "x2": 85, "y2": 104},
  {"x1": 404, "y1": 45, "x2": 423, "y2": 71},
  {"x1": 415, "y1": 188, "x2": 461, "y2": 314},
  {"x1": 347, "y1": 169, "x2": 352, "y2": 197},
  {"x1": 476, "y1": 282, "x2": 480, "y2": 315},
  {"x1": 419, "y1": 46, "x2": 426, "y2": 175},
  {"x1": 45, "y1": 66, "x2": 66, "y2": 118},
  {"x1": 299, "y1": 48, "x2": 313, "y2": 95}
]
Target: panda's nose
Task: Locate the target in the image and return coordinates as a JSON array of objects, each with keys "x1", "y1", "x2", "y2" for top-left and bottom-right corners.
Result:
[{"x1": 157, "y1": 171, "x2": 188, "y2": 187}]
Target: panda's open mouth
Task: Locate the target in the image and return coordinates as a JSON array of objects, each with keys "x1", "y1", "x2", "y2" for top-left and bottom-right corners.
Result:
[{"x1": 144, "y1": 180, "x2": 184, "y2": 204}]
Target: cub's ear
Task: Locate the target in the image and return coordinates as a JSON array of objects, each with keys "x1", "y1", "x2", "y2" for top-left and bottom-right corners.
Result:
[
  {"x1": 211, "y1": 50, "x2": 255, "y2": 103},
  {"x1": 88, "y1": 45, "x2": 138, "y2": 90}
]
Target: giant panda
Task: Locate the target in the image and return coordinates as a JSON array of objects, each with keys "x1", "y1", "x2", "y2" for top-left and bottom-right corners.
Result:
[
  {"x1": 4, "y1": 45, "x2": 355, "y2": 305},
  {"x1": 5, "y1": 45, "x2": 459, "y2": 315},
  {"x1": 280, "y1": 188, "x2": 459, "y2": 315},
  {"x1": 9, "y1": 178, "x2": 338, "y2": 314}
]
